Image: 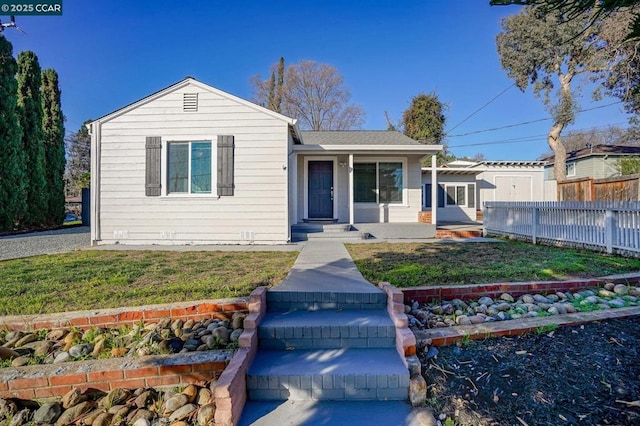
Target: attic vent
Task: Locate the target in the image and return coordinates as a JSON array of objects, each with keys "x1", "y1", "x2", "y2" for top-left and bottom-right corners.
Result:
[{"x1": 183, "y1": 93, "x2": 198, "y2": 112}]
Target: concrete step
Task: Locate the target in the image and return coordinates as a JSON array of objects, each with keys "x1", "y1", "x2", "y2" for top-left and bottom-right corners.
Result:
[
  {"x1": 292, "y1": 223, "x2": 354, "y2": 233},
  {"x1": 240, "y1": 400, "x2": 418, "y2": 426},
  {"x1": 292, "y1": 231, "x2": 369, "y2": 242},
  {"x1": 258, "y1": 310, "x2": 396, "y2": 350},
  {"x1": 267, "y1": 289, "x2": 387, "y2": 311},
  {"x1": 247, "y1": 348, "x2": 409, "y2": 401}
]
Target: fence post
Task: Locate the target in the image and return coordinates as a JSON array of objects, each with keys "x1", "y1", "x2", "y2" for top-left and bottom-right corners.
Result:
[
  {"x1": 605, "y1": 209, "x2": 617, "y2": 254},
  {"x1": 531, "y1": 206, "x2": 538, "y2": 245},
  {"x1": 482, "y1": 203, "x2": 488, "y2": 237}
]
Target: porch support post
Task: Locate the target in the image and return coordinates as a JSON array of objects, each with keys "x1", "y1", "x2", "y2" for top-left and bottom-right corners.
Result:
[
  {"x1": 431, "y1": 154, "x2": 437, "y2": 225},
  {"x1": 349, "y1": 153, "x2": 354, "y2": 225}
]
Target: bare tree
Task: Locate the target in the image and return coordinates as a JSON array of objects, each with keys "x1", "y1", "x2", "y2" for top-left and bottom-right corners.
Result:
[
  {"x1": 64, "y1": 120, "x2": 91, "y2": 198},
  {"x1": 252, "y1": 59, "x2": 365, "y2": 130},
  {"x1": 538, "y1": 125, "x2": 633, "y2": 158},
  {"x1": 563, "y1": 126, "x2": 627, "y2": 151}
]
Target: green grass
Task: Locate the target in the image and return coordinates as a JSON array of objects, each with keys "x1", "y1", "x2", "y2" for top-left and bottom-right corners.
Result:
[
  {"x1": 0, "y1": 250, "x2": 297, "y2": 316},
  {"x1": 346, "y1": 240, "x2": 640, "y2": 287},
  {"x1": 63, "y1": 220, "x2": 83, "y2": 226}
]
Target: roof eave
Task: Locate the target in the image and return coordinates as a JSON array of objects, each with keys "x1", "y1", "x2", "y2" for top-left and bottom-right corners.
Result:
[
  {"x1": 293, "y1": 144, "x2": 443, "y2": 154},
  {"x1": 421, "y1": 166, "x2": 485, "y2": 175}
]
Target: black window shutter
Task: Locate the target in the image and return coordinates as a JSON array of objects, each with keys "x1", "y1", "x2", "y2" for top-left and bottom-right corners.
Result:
[
  {"x1": 217, "y1": 135, "x2": 235, "y2": 196},
  {"x1": 145, "y1": 136, "x2": 162, "y2": 196},
  {"x1": 424, "y1": 184, "x2": 432, "y2": 208},
  {"x1": 468, "y1": 183, "x2": 476, "y2": 208},
  {"x1": 437, "y1": 184, "x2": 445, "y2": 208}
]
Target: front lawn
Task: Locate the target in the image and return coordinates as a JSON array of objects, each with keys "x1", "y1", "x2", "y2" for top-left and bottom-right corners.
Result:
[
  {"x1": 0, "y1": 250, "x2": 297, "y2": 315},
  {"x1": 346, "y1": 240, "x2": 640, "y2": 287}
]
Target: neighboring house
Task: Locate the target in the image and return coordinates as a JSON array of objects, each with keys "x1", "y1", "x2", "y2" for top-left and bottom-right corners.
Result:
[
  {"x1": 421, "y1": 160, "x2": 550, "y2": 222},
  {"x1": 543, "y1": 145, "x2": 640, "y2": 180},
  {"x1": 89, "y1": 77, "x2": 442, "y2": 245}
]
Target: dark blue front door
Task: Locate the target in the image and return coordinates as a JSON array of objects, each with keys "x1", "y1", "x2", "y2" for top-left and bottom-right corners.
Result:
[{"x1": 308, "y1": 161, "x2": 333, "y2": 218}]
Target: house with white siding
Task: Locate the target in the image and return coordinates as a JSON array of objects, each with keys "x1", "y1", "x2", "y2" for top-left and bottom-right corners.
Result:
[
  {"x1": 89, "y1": 77, "x2": 442, "y2": 245},
  {"x1": 421, "y1": 160, "x2": 551, "y2": 222}
]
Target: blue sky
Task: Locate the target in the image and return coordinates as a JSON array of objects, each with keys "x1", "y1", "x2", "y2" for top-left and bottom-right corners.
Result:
[{"x1": 2, "y1": 0, "x2": 631, "y2": 160}]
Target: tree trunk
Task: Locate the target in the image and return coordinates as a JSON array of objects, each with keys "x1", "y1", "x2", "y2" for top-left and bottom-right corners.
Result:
[
  {"x1": 549, "y1": 72, "x2": 573, "y2": 182},
  {"x1": 548, "y1": 122, "x2": 568, "y2": 182}
]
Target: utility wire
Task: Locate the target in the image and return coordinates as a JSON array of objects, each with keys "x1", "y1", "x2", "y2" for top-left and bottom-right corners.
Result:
[
  {"x1": 446, "y1": 83, "x2": 516, "y2": 134},
  {"x1": 449, "y1": 121, "x2": 628, "y2": 148},
  {"x1": 448, "y1": 101, "x2": 623, "y2": 138}
]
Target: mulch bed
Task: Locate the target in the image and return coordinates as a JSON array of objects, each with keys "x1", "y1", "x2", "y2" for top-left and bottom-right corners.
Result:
[{"x1": 421, "y1": 316, "x2": 640, "y2": 425}]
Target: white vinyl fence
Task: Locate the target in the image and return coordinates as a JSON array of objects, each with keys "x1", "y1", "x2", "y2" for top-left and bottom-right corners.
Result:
[{"x1": 483, "y1": 201, "x2": 640, "y2": 256}]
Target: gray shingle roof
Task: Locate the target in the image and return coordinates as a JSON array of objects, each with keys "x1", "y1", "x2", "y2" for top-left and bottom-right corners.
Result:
[
  {"x1": 300, "y1": 131, "x2": 423, "y2": 146},
  {"x1": 542, "y1": 144, "x2": 640, "y2": 164}
]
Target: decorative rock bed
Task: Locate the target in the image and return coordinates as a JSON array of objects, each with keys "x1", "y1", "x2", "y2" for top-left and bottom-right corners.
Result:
[
  {"x1": 0, "y1": 383, "x2": 217, "y2": 426},
  {"x1": 405, "y1": 283, "x2": 640, "y2": 330},
  {"x1": 0, "y1": 314, "x2": 246, "y2": 368}
]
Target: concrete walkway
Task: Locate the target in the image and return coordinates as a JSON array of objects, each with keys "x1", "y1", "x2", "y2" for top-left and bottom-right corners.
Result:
[
  {"x1": 240, "y1": 240, "x2": 419, "y2": 426},
  {"x1": 270, "y1": 240, "x2": 384, "y2": 294}
]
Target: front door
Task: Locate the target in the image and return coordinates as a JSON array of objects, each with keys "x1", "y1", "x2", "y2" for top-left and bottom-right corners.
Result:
[{"x1": 308, "y1": 161, "x2": 333, "y2": 219}]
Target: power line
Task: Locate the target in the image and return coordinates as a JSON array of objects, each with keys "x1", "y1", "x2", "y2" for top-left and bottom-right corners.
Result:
[
  {"x1": 447, "y1": 101, "x2": 623, "y2": 138},
  {"x1": 449, "y1": 121, "x2": 629, "y2": 148},
  {"x1": 446, "y1": 83, "x2": 516, "y2": 134}
]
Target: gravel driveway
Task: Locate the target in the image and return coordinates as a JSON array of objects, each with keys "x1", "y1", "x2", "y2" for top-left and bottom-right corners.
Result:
[{"x1": 0, "y1": 226, "x2": 90, "y2": 261}]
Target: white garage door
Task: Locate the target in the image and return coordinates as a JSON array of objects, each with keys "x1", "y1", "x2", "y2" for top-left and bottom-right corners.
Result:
[{"x1": 494, "y1": 176, "x2": 532, "y2": 201}]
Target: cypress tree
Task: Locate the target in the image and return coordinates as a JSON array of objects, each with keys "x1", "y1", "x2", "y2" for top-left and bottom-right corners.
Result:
[
  {"x1": 41, "y1": 68, "x2": 66, "y2": 226},
  {"x1": 0, "y1": 35, "x2": 26, "y2": 231},
  {"x1": 17, "y1": 51, "x2": 46, "y2": 228}
]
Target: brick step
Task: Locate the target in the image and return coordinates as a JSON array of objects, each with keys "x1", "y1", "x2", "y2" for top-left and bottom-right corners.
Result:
[
  {"x1": 267, "y1": 290, "x2": 387, "y2": 311},
  {"x1": 247, "y1": 348, "x2": 409, "y2": 401},
  {"x1": 435, "y1": 229, "x2": 482, "y2": 239},
  {"x1": 258, "y1": 310, "x2": 396, "y2": 350}
]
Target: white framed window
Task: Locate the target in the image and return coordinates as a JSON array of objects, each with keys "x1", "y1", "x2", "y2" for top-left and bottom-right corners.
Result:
[
  {"x1": 167, "y1": 140, "x2": 212, "y2": 194},
  {"x1": 566, "y1": 162, "x2": 576, "y2": 177},
  {"x1": 354, "y1": 160, "x2": 404, "y2": 204},
  {"x1": 443, "y1": 184, "x2": 475, "y2": 208}
]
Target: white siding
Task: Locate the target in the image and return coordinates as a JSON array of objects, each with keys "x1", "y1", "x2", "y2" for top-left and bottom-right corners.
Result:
[
  {"x1": 432, "y1": 175, "x2": 477, "y2": 222},
  {"x1": 479, "y1": 167, "x2": 545, "y2": 203},
  {"x1": 421, "y1": 163, "x2": 548, "y2": 222},
  {"x1": 95, "y1": 82, "x2": 290, "y2": 245}
]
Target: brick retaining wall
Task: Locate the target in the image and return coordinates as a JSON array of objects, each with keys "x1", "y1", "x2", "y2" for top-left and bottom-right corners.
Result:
[
  {"x1": 0, "y1": 298, "x2": 247, "y2": 331},
  {"x1": 214, "y1": 287, "x2": 267, "y2": 426},
  {"x1": 0, "y1": 350, "x2": 232, "y2": 400},
  {"x1": 0, "y1": 299, "x2": 247, "y2": 401},
  {"x1": 402, "y1": 276, "x2": 640, "y2": 304}
]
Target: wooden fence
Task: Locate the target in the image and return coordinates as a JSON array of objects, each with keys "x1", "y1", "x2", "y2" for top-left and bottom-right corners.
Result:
[
  {"x1": 558, "y1": 174, "x2": 640, "y2": 202},
  {"x1": 483, "y1": 201, "x2": 640, "y2": 256}
]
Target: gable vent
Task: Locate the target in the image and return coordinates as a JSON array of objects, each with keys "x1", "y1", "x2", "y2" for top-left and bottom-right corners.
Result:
[{"x1": 183, "y1": 93, "x2": 198, "y2": 112}]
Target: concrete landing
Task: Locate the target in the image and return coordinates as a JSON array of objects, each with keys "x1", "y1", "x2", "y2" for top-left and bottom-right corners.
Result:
[{"x1": 240, "y1": 400, "x2": 418, "y2": 426}]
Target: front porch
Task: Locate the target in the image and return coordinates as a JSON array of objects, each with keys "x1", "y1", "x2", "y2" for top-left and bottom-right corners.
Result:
[
  {"x1": 291, "y1": 222, "x2": 438, "y2": 242},
  {"x1": 290, "y1": 131, "x2": 443, "y2": 227},
  {"x1": 290, "y1": 221, "x2": 482, "y2": 242}
]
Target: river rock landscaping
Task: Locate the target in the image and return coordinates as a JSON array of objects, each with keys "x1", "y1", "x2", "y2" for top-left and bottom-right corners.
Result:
[
  {"x1": 407, "y1": 281, "x2": 640, "y2": 425},
  {"x1": 405, "y1": 282, "x2": 640, "y2": 330},
  {"x1": 0, "y1": 382, "x2": 218, "y2": 426},
  {"x1": 0, "y1": 313, "x2": 246, "y2": 368}
]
